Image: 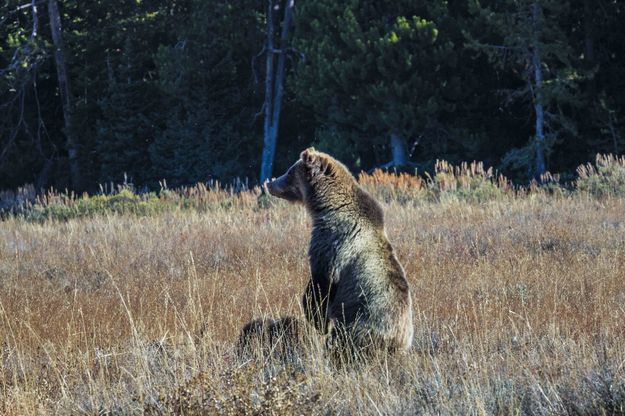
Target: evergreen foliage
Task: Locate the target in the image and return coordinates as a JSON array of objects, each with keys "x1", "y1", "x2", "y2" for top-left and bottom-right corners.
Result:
[
  {"x1": 466, "y1": 0, "x2": 586, "y2": 177},
  {"x1": 293, "y1": 1, "x2": 461, "y2": 168},
  {"x1": 0, "y1": 0, "x2": 623, "y2": 190}
]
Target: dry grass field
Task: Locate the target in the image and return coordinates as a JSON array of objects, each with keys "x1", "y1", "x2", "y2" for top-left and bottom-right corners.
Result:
[{"x1": 1, "y1": 159, "x2": 625, "y2": 415}]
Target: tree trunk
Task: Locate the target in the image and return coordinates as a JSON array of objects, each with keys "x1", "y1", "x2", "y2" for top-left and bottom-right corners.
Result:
[
  {"x1": 260, "y1": 0, "x2": 276, "y2": 183},
  {"x1": 268, "y1": 0, "x2": 294, "y2": 172},
  {"x1": 607, "y1": 113, "x2": 620, "y2": 155},
  {"x1": 260, "y1": 0, "x2": 294, "y2": 183},
  {"x1": 48, "y1": 0, "x2": 80, "y2": 189},
  {"x1": 36, "y1": 158, "x2": 54, "y2": 192},
  {"x1": 531, "y1": 2, "x2": 546, "y2": 178},
  {"x1": 390, "y1": 132, "x2": 410, "y2": 167},
  {"x1": 583, "y1": 0, "x2": 597, "y2": 102},
  {"x1": 583, "y1": 0, "x2": 594, "y2": 63}
]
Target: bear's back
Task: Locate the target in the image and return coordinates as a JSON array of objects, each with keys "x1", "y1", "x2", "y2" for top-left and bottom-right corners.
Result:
[{"x1": 309, "y1": 182, "x2": 412, "y2": 341}]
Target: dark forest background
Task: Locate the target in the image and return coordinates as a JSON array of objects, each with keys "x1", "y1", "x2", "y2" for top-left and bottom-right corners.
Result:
[{"x1": 1, "y1": 0, "x2": 624, "y2": 191}]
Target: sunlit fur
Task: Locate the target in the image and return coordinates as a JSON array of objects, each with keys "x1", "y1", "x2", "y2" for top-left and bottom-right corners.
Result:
[{"x1": 268, "y1": 148, "x2": 414, "y2": 358}]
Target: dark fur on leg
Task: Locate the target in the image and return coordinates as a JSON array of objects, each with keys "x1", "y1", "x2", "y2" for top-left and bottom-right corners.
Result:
[{"x1": 236, "y1": 316, "x2": 304, "y2": 362}]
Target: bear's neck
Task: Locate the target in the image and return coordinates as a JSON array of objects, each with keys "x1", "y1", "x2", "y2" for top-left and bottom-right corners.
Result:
[
  {"x1": 310, "y1": 208, "x2": 359, "y2": 232},
  {"x1": 309, "y1": 188, "x2": 384, "y2": 233}
]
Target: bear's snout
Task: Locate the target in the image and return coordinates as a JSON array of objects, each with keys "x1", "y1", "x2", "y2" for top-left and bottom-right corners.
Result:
[
  {"x1": 266, "y1": 175, "x2": 286, "y2": 197},
  {"x1": 265, "y1": 172, "x2": 303, "y2": 203}
]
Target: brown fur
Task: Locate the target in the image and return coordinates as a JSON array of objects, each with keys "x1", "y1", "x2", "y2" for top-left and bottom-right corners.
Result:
[
  {"x1": 236, "y1": 316, "x2": 304, "y2": 361},
  {"x1": 267, "y1": 148, "x2": 413, "y2": 359}
]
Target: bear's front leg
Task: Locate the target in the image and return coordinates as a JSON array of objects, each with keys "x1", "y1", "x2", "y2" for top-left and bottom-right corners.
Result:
[{"x1": 302, "y1": 279, "x2": 333, "y2": 334}]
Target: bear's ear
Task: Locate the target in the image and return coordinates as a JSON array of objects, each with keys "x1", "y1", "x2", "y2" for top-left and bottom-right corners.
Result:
[
  {"x1": 301, "y1": 147, "x2": 332, "y2": 178},
  {"x1": 300, "y1": 147, "x2": 315, "y2": 166}
]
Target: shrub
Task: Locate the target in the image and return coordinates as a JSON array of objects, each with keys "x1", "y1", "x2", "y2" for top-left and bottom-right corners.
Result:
[
  {"x1": 576, "y1": 154, "x2": 625, "y2": 198},
  {"x1": 155, "y1": 365, "x2": 321, "y2": 415},
  {"x1": 5, "y1": 181, "x2": 263, "y2": 222},
  {"x1": 0, "y1": 184, "x2": 36, "y2": 217},
  {"x1": 431, "y1": 160, "x2": 512, "y2": 203},
  {"x1": 359, "y1": 169, "x2": 427, "y2": 204},
  {"x1": 359, "y1": 160, "x2": 513, "y2": 204},
  {"x1": 4, "y1": 154, "x2": 625, "y2": 222},
  {"x1": 22, "y1": 188, "x2": 170, "y2": 222}
]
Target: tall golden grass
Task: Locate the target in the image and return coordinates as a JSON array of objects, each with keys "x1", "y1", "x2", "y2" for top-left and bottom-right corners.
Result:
[{"x1": 0, "y1": 158, "x2": 624, "y2": 414}]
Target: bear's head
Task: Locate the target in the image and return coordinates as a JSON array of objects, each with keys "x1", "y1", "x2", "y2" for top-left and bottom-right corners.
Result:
[{"x1": 266, "y1": 147, "x2": 347, "y2": 206}]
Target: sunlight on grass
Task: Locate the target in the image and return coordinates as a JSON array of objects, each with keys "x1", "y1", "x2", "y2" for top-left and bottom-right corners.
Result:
[{"x1": 0, "y1": 156, "x2": 624, "y2": 414}]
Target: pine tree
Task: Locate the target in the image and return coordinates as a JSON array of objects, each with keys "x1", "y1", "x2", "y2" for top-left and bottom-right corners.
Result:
[
  {"x1": 293, "y1": 0, "x2": 459, "y2": 169},
  {"x1": 96, "y1": 36, "x2": 158, "y2": 185},
  {"x1": 575, "y1": 0, "x2": 625, "y2": 158},
  {"x1": 467, "y1": 0, "x2": 586, "y2": 178},
  {"x1": 150, "y1": 0, "x2": 261, "y2": 185}
]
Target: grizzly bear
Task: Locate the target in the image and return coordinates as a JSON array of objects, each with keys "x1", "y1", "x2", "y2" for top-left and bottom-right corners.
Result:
[
  {"x1": 236, "y1": 316, "x2": 304, "y2": 361},
  {"x1": 266, "y1": 148, "x2": 413, "y2": 359}
]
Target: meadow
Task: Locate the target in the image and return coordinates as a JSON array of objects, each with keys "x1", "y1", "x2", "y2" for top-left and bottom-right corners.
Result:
[{"x1": 0, "y1": 156, "x2": 624, "y2": 415}]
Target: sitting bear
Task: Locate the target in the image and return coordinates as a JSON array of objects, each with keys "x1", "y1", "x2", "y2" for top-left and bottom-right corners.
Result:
[{"x1": 266, "y1": 148, "x2": 413, "y2": 359}]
